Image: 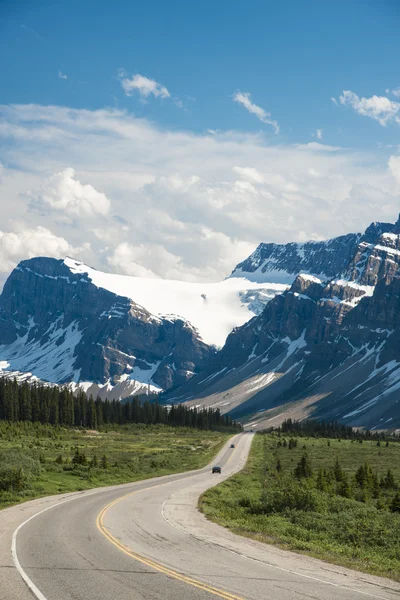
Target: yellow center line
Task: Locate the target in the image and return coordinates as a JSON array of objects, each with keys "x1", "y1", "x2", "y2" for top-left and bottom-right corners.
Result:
[{"x1": 96, "y1": 444, "x2": 246, "y2": 600}]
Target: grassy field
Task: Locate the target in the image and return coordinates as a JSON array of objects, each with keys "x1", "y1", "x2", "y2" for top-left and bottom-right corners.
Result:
[
  {"x1": 0, "y1": 421, "x2": 230, "y2": 510},
  {"x1": 200, "y1": 432, "x2": 400, "y2": 580}
]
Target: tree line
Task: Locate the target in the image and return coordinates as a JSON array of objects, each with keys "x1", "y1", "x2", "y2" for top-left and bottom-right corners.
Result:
[
  {"x1": 278, "y1": 418, "x2": 399, "y2": 441},
  {"x1": 0, "y1": 377, "x2": 241, "y2": 432}
]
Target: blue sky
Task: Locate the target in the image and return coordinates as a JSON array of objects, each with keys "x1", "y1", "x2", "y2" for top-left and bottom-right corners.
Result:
[
  {"x1": 0, "y1": 0, "x2": 399, "y2": 284},
  {"x1": 1, "y1": 0, "x2": 400, "y2": 145}
]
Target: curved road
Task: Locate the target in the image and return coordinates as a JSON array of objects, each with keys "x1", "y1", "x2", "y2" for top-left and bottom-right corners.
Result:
[{"x1": 1, "y1": 432, "x2": 400, "y2": 600}]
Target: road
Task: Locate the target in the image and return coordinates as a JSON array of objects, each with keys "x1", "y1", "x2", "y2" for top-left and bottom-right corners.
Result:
[{"x1": 1, "y1": 432, "x2": 400, "y2": 600}]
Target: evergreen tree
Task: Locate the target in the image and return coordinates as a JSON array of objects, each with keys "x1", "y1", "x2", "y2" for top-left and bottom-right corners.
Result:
[
  {"x1": 294, "y1": 453, "x2": 313, "y2": 479},
  {"x1": 390, "y1": 492, "x2": 400, "y2": 513}
]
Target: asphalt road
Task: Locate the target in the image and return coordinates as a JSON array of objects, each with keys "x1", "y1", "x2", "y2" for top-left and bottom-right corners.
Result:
[{"x1": 2, "y1": 432, "x2": 400, "y2": 600}]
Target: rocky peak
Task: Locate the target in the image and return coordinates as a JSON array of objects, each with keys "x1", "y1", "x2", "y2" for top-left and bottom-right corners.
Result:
[
  {"x1": 361, "y1": 221, "x2": 394, "y2": 244},
  {"x1": 230, "y1": 233, "x2": 361, "y2": 283},
  {"x1": 0, "y1": 257, "x2": 214, "y2": 392},
  {"x1": 344, "y1": 229, "x2": 400, "y2": 287}
]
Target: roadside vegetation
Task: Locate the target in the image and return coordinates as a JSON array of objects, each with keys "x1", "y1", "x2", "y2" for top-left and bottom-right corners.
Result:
[
  {"x1": 200, "y1": 422, "x2": 400, "y2": 580},
  {"x1": 0, "y1": 421, "x2": 230, "y2": 510}
]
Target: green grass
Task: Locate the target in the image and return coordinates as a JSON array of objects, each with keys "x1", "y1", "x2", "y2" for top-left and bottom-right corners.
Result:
[
  {"x1": 200, "y1": 433, "x2": 400, "y2": 581},
  {"x1": 0, "y1": 421, "x2": 230, "y2": 510}
]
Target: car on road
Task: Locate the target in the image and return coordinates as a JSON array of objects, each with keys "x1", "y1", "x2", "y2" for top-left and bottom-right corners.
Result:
[
  {"x1": 230, "y1": 444, "x2": 235, "y2": 448},
  {"x1": 212, "y1": 466, "x2": 222, "y2": 474}
]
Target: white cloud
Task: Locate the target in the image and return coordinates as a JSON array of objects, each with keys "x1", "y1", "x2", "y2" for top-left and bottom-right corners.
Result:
[
  {"x1": 28, "y1": 167, "x2": 111, "y2": 218},
  {"x1": 0, "y1": 225, "x2": 80, "y2": 273},
  {"x1": 233, "y1": 166, "x2": 264, "y2": 184},
  {"x1": 233, "y1": 91, "x2": 279, "y2": 133},
  {"x1": 337, "y1": 90, "x2": 400, "y2": 126},
  {"x1": 386, "y1": 87, "x2": 400, "y2": 98},
  {"x1": 58, "y1": 70, "x2": 68, "y2": 80},
  {"x1": 118, "y1": 71, "x2": 170, "y2": 100},
  {"x1": 315, "y1": 129, "x2": 323, "y2": 140},
  {"x1": 0, "y1": 104, "x2": 400, "y2": 284}
]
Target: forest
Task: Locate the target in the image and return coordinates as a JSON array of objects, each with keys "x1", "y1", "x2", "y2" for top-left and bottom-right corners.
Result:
[{"x1": 0, "y1": 377, "x2": 241, "y2": 432}]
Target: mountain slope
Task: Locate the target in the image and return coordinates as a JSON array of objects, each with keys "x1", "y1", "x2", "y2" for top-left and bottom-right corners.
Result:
[
  {"x1": 166, "y1": 219, "x2": 400, "y2": 430},
  {"x1": 0, "y1": 257, "x2": 213, "y2": 395},
  {"x1": 64, "y1": 257, "x2": 287, "y2": 347}
]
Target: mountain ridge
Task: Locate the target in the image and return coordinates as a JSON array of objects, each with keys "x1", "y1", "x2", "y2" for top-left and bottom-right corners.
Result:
[
  {"x1": 0, "y1": 217, "x2": 399, "y2": 428},
  {"x1": 166, "y1": 218, "x2": 400, "y2": 430}
]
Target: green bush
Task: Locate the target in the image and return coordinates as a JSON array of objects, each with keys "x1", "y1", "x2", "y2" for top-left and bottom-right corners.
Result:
[
  {"x1": 0, "y1": 449, "x2": 41, "y2": 492},
  {"x1": 258, "y1": 475, "x2": 324, "y2": 514}
]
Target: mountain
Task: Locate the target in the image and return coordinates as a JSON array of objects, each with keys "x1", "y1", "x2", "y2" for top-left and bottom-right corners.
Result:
[
  {"x1": 229, "y1": 220, "x2": 393, "y2": 283},
  {"x1": 0, "y1": 257, "x2": 213, "y2": 396},
  {"x1": 0, "y1": 256, "x2": 287, "y2": 398},
  {"x1": 1, "y1": 218, "x2": 400, "y2": 427},
  {"x1": 166, "y1": 218, "x2": 400, "y2": 430}
]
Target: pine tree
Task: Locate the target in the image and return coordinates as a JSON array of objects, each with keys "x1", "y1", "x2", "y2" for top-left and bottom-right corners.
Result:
[
  {"x1": 390, "y1": 492, "x2": 400, "y2": 513},
  {"x1": 294, "y1": 453, "x2": 312, "y2": 479},
  {"x1": 333, "y1": 457, "x2": 345, "y2": 482}
]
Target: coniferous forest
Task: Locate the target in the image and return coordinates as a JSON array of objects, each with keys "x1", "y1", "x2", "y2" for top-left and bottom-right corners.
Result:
[{"x1": 0, "y1": 377, "x2": 241, "y2": 432}]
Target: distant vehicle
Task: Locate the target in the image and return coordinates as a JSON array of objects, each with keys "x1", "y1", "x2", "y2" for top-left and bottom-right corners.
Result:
[
  {"x1": 212, "y1": 466, "x2": 221, "y2": 474},
  {"x1": 230, "y1": 444, "x2": 235, "y2": 448}
]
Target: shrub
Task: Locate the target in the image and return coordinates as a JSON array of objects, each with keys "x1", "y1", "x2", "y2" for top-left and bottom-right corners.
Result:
[
  {"x1": 259, "y1": 476, "x2": 322, "y2": 514},
  {"x1": 0, "y1": 449, "x2": 41, "y2": 492}
]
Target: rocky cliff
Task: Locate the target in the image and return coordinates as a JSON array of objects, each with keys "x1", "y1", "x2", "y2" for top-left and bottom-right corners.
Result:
[
  {"x1": 0, "y1": 258, "x2": 213, "y2": 395},
  {"x1": 167, "y1": 218, "x2": 400, "y2": 430},
  {"x1": 229, "y1": 220, "x2": 393, "y2": 283}
]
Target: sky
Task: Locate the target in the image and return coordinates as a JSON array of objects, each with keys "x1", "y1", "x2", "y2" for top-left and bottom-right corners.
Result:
[{"x1": 0, "y1": 0, "x2": 400, "y2": 284}]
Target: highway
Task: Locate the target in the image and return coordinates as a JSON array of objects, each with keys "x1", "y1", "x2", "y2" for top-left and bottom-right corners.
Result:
[{"x1": 1, "y1": 432, "x2": 400, "y2": 600}]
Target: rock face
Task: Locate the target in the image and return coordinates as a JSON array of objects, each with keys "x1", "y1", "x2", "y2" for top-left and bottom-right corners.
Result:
[
  {"x1": 166, "y1": 217, "x2": 400, "y2": 430},
  {"x1": 229, "y1": 221, "x2": 394, "y2": 283},
  {"x1": 230, "y1": 233, "x2": 361, "y2": 282},
  {"x1": 0, "y1": 258, "x2": 213, "y2": 394}
]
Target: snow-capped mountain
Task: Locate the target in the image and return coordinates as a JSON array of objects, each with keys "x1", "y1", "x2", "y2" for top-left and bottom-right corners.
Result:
[
  {"x1": 230, "y1": 220, "x2": 393, "y2": 283},
  {"x1": 0, "y1": 257, "x2": 213, "y2": 396},
  {"x1": 166, "y1": 217, "x2": 400, "y2": 430},
  {"x1": 2, "y1": 217, "x2": 400, "y2": 428},
  {"x1": 0, "y1": 256, "x2": 287, "y2": 398},
  {"x1": 64, "y1": 257, "x2": 287, "y2": 347}
]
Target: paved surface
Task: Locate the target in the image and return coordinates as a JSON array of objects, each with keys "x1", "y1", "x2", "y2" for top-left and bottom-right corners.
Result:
[{"x1": 1, "y1": 432, "x2": 400, "y2": 600}]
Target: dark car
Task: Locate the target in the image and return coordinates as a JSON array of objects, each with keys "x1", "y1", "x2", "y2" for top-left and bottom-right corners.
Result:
[
  {"x1": 212, "y1": 466, "x2": 222, "y2": 474},
  {"x1": 230, "y1": 444, "x2": 235, "y2": 448}
]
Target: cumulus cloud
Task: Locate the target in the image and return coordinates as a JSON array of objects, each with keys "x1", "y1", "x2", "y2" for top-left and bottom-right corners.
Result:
[
  {"x1": 337, "y1": 90, "x2": 400, "y2": 126},
  {"x1": 58, "y1": 70, "x2": 67, "y2": 80},
  {"x1": 28, "y1": 168, "x2": 110, "y2": 218},
  {"x1": 0, "y1": 225, "x2": 82, "y2": 273},
  {"x1": 0, "y1": 104, "x2": 400, "y2": 284},
  {"x1": 118, "y1": 71, "x2": 170, "y2": 100},
  {"x1": 315, "y1": 129, "x2": 323, "y2": 140},
  {"x1": 233, "y1": 91, "x2": 279, "y2": 133}
]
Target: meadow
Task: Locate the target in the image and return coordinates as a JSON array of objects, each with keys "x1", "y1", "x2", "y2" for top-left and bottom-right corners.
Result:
[
  {"x1": 0, "y1": 421, "x2": 229, "y2": 509},
  {"x1": 200, "y1": 431, "x2": 400, "y2": 580}
]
